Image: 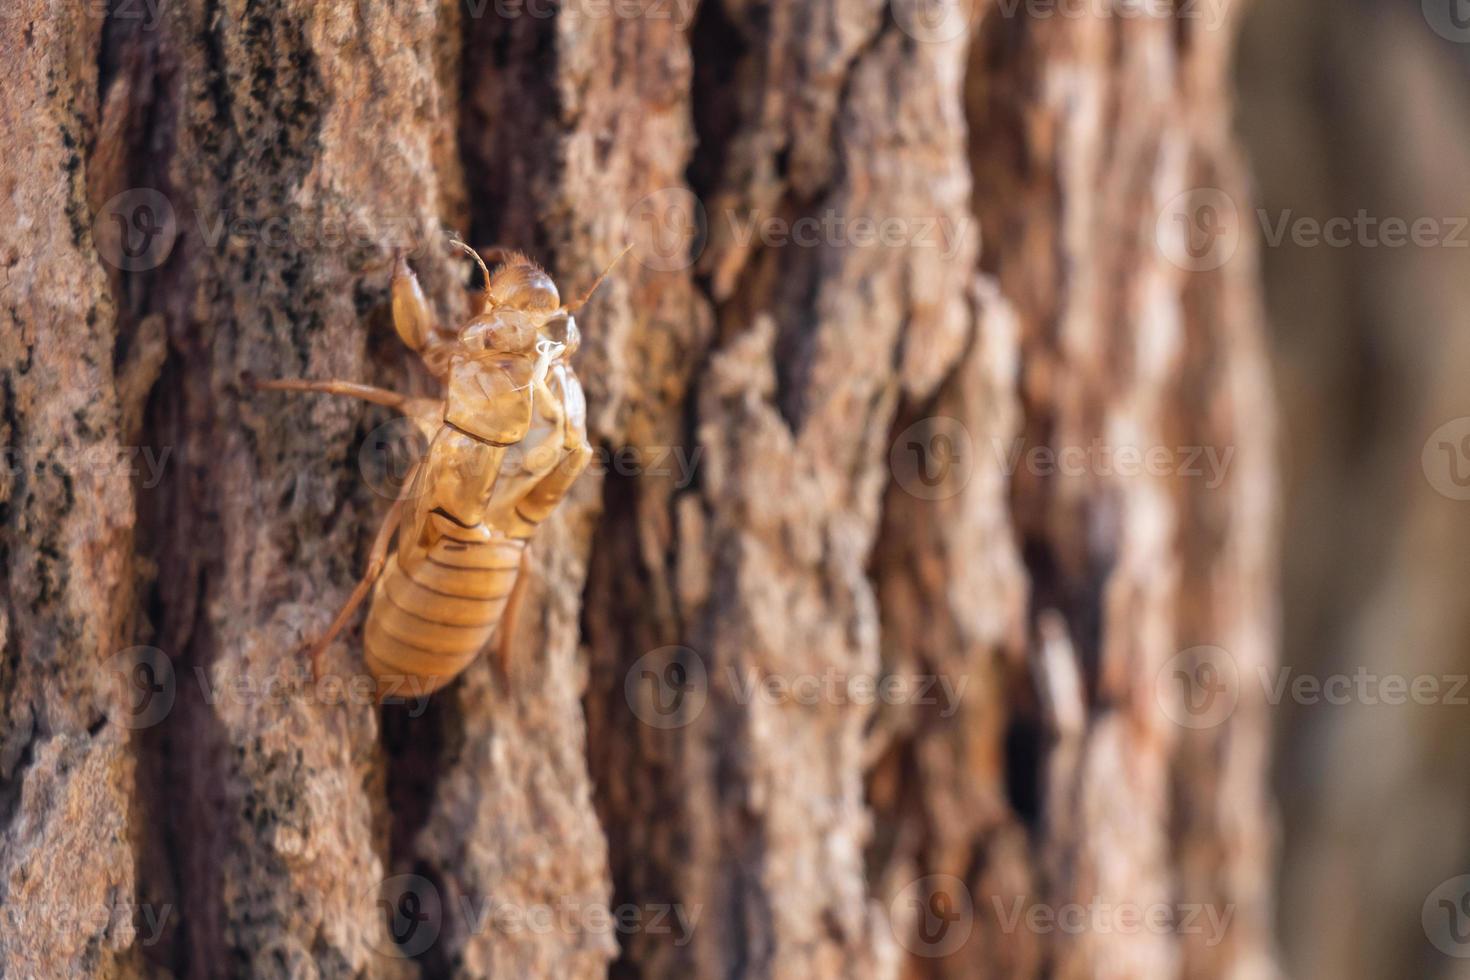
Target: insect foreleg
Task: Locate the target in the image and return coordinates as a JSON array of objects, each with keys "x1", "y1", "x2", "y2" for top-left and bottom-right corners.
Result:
[
  {"x1": 534, "y1": 377, "x2": 564, "y2": 425},
  {"x1": 511, "y1": 443, "x2": 592, "y2": 531},
  {"x1": 392, "y1": 250, "x2": 439, "y2": 352},
  {"x1": 487, "y1": 434, "x2": 591, "y2": 675},
  {"x1": 392, "y1": 251, "x2": 461, "y2": 378}
]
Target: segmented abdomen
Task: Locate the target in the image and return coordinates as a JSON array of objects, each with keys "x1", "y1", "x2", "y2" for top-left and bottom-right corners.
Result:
[{"x1": 363, "y1": 526, "x2": 525, "y2": 694}]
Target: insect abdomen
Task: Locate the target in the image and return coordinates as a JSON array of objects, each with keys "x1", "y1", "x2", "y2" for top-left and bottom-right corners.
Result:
[{"x1": 363, "y1": 531, "x2": 525, "y2": 693}]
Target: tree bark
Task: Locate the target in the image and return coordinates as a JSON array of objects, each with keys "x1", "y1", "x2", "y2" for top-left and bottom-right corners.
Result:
[{"x1": 0, "y1": 1, "x2": 1277, "y2": 978}]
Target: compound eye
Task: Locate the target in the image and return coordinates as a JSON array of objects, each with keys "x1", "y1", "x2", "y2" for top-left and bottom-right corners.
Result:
[{"x1": 543, "y1": 315, "x2": 580, "y2": 356}]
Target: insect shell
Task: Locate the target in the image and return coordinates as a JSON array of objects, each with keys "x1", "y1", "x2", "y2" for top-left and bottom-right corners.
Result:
[{"x1": 256, "y1": 244, "x2": 602, "y2": 697}]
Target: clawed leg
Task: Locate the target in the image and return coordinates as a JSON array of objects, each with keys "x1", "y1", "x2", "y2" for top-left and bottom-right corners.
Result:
[
  {"x1": 490, "y1": 446, "x2": 591, "y2": 674},
  {"x1": 250, "y1": 376, "x2": 411, "y2": 410},
  {"x1": 534, "y1": 377, "x2": 564, "y2": 426},
  {"x1": 392, "y1": 249, "x2": 440, "y2": 352},
  {"x1": 512, "y1": 442, "x2": 592, "y2": 530},
  {"x1": 302, "y1": 487, "x2": 410, "y2": 680},
  {"x1": 247, "y1": 375, "x2": 443, "y2": 426}
]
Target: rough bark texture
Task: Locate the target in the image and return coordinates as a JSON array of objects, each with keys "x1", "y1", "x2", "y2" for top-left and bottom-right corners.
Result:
[{"x1": 0, "y1": 0, "x2": 1276, "y2": 978}]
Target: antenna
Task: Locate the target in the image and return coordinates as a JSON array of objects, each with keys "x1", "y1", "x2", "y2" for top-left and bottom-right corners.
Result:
[
  {"x1": 561, "y1": 243, "x2": 633, "y2": 314},
  {"x1": 448, "y1": 236, "x2": 492, "y2": 295}
]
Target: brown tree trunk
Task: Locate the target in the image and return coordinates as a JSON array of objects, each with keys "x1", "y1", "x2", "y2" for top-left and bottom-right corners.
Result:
[{"x1": 0, "y1": 0, "x2": 1277, "y2": 977}]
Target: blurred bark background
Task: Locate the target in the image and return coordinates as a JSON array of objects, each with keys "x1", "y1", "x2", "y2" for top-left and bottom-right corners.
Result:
[
  {"x1": 0, "y1": 0, "x2": 1281, "y2": 977},
  {"x1": 1236, "y1": 2, "x2": 1470, "y2": 978}
]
